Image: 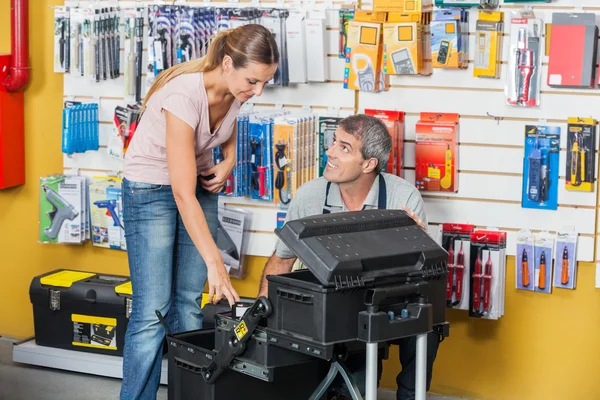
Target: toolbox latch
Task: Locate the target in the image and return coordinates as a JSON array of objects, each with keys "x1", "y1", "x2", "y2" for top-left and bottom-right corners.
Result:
[
  {"x1": 126, "y1": 298, "x2": 132, "y2": 319},
  {"x1": 49, "y1": 289, "x2": 60, "y2": 311}
]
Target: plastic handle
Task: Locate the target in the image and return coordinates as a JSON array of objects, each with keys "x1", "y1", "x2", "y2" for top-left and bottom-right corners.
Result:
[{"x1": 174, "y1": 357, "x2": 203, "y2": 374}]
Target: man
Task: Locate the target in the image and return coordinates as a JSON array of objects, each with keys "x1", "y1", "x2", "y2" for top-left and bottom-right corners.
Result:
[{"x1": 258, "y1": 114, "x2": 440, "y2": 400}]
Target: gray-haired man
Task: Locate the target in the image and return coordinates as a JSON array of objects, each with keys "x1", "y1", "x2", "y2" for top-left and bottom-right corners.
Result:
[{"x1": 258, "y1": 114, "x2": 440, "y2": 400}]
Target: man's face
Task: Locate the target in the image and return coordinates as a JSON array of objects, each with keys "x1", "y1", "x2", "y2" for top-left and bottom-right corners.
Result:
[{"x1": 323, "y1": 127, "x2": 368, "y2": 184}]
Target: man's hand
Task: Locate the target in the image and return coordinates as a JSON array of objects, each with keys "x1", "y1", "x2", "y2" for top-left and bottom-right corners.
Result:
[{"x1": 403, "y1": 205, "x2": 427, "y2": 231}]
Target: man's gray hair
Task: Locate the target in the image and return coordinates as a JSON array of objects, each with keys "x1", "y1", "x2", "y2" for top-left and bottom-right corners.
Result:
[{"x1": 339, "y1": 114, "x2": 392, "y2": 174}]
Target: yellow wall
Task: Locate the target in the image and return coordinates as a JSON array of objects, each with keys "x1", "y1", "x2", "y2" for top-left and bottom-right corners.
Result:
[{"x1": 1, "y1": 2, "x2": 599, "y2": 399}]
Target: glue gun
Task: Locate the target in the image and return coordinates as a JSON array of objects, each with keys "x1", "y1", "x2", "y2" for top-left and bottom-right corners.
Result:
[
  {"x1": 43, "y1": 185, "x2": 79, "y2": 240},
  {"x1": 94, "y1": 199, "x2": 123, "y2": 229}
]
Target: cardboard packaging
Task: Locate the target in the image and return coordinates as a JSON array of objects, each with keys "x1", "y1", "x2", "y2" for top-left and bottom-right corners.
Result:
[
  {"x1": 473, "y1": 11, "x2": 504, "y2": 78},
  {"x1": 565, "y1": 117, "x2": 597, "y2": 192},
  {"x1": 415, "y1": 113, "x2": 459, "y2": 192},
  {"x1": 547, "y1": 13, "x2": 598, "y2": 88},
  {"x1": 374, "y1": 0, "x2": 433, "y2": 13},
  {"x1": 431, "y1": 9, "x2": 469, "y2": 69},
  {"x1": 383, "y1": 13, "x2": 423, "y2": 75},
  {"x1": 365, "y1": 109, "x2": 405, "y2": 176}
]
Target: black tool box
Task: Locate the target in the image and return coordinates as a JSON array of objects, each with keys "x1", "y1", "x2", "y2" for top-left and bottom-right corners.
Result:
[
  {"x1": 29, "y1": 269, "x2": 132, "y2": 356},
  {"x1": 266, "y1": 209, "x2": 449, "y2": 358}
]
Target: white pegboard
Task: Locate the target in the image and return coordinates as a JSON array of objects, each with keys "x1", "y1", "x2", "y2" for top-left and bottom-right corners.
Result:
[{"x1": 61, "y1": 0, "x2": 600, "y2": 263}]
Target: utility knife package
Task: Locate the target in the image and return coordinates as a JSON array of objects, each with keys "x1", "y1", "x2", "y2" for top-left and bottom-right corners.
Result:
[
  {"x1": 553, "y1": 231, "x2": 578, "y2": 290},
  {"x1": 506, "y1": 14, "x2": 543, "y2": 107},
  {"x1": 565, "y1": 117, "x2": 597, "y2": 192},
  {"x1": 469, "y1": 230, "x2": 506, "y2": 320},
  {"x1": 217, "y1": 206, "x2": 250, "y2": 279},
  {"x1": 521, "y1": 124, "x2": 560, "y2": 210},
  {"x1": 440, "y1": 223, "x2": 475, "y2": 310}
]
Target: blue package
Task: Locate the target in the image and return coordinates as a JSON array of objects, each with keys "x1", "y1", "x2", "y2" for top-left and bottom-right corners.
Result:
[{"x1": 522, "y1": 125, "x2": 560, "y2": 210}]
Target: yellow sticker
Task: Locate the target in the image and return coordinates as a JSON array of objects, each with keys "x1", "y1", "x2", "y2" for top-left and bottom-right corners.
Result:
[
  {"x1": 234, "y1": 321, "x2": 248, "y2": 341},
  {"x1": 115, "y1": 281, "x2": 132, "y2": 295},
  {"x1": 40, "y1": 270, "x2": 95, "y2": 288},
  {"x1": 428, "y1": 166, "x2": 440, "y2": 179}
]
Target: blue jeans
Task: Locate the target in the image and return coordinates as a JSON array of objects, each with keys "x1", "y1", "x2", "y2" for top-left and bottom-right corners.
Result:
[
  {"x1": 119, "y1": 177, "x2": 218, "y2": 400},
  {"x1": 334, "y1": 331, "x2": 440, "y2": 400}
]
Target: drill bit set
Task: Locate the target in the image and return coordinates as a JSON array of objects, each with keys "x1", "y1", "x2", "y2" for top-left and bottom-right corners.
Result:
[
  {"x1": 522, "y1": 124, "x2": 560, "y2": 210},
  {"x1": 506, "y1": 12, "x2": 543, "y2": 107}
]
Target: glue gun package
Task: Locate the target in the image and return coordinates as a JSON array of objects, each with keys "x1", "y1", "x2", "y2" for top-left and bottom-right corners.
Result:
[
  {"x1": 39, "y1": 175, "x2": 88, "y2": 245},
  {"x1": 440, "y1": 223, "x2": 475, "y2": 310},
  {"x1": 469, "y1": 230, "x2": 506, "y2": 320},
  {"x1": 89, "y1": 177, "x2": 125, "y2": 251},
  {"x1": 553, "y1": 231, "x2": 578, "y2": 290},
  {"x1": 516, "y1": 229, "x2": 535, "y2": 291},
  {"x1": 533, "y1": 231, "x2": 554, "y2": 294}
]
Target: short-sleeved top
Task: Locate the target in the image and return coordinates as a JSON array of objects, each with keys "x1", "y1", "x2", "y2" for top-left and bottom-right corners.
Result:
[
  {"x1": 124, "y1": 72, "x2": 241, "y2": 185},
  {"x1": 274, "y1": 173, "x2": 428, "y2": 259}
]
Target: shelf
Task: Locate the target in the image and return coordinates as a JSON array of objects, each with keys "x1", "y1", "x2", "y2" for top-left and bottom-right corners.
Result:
[{"x1": 12, "y1": 338, "x2": 168, "y2": 385}]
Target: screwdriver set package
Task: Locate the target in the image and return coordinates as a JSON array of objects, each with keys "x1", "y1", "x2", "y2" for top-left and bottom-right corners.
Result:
[
  {"x1": 565, "y1": 117, "x2": 596, "y2": 192},
  {"x1": 431, "y1": 9, "x2": 469, "y2": 69},
  {"x1": 61, "y1": 101, "x2": 100, "y2": 155},
  {"x1": 547, "y1": 13, "x2": 598, "y2": 89},
  {"x1": 415, "y1": 113, "x2": 459, "y2": 192},
  {"x1": 521, "y1": 124, "x2": 560, "y2": 210},
  {"x1": 469, "y1": 230, "x2": 506, "y2": 320},
  {"x1": 516, "y1": 229, "x2": 535, "y2": 291},
  {"x1": 39, "y1": 175, "x2": 88, "y2": 245},
  {"x1": 365, "y1": 109, "x2": 404, "y2": 176},
  {"x1": 506, "y1": 13, "x2": 543, "y2": 107},
  {"x1": 473, "y1": 11, "x2": 504, "y2": 79},
  {"x1": 318, "y1": 117, "x2": 343, "y2": 177},
  {"x1": 553, "y1": 231, "x2": 578, "y2": 290},
  {"x1": 533, "y1": 232, "x2": 554, "y2": 294},
  {"x1": 440, "y1": 223, "x2": 475, "y2": 310}
]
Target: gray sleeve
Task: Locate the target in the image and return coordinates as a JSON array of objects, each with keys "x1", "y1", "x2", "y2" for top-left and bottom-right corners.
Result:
[
  {"x1": 274, "y1": 195, "x2": 303, "y2": 259},
  {"x1": 405, "y1": 189, "x2": 428, "y2": 227}
]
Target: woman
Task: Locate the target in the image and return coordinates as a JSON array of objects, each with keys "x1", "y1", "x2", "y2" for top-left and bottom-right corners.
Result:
[{"x1": 120, "y1": 24, "x2": 280, "y2": 400}]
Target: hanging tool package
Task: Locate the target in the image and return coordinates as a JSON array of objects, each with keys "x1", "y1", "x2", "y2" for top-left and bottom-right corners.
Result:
[
  {"x1": 565, "y1": 117, "x2": 596, "y2": 192},
  {"x1": 165, "y1": 209, "x2": 450, "y2": 400}
]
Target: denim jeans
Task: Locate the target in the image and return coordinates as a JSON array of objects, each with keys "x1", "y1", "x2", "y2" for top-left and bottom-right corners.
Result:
[
  {"x1": 333, "y1": 331, "x2": 440, "y2": 400},
  {"x1": 119, "y1": 177, "x2": 218, "y2": 400}
]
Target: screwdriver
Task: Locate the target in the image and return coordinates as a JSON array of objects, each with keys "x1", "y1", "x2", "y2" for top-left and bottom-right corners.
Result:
[
  {"x1": 538, "y1": 251, "x2": 546, "y2": 290},
  {"x1": 561, "y1": 246, "x2": 569, "y2": 285},
  {"x1": 446, "y1": 241, "x2": 455, "y2": 302},
  {"x1": 521, "y1": 248, "x2": 529, "y2": 287},
  {"x1": 454, "y1": 241, "x2": 465, "y2": 304},
  {"x1": 483, "y1": 252, "x2": 492, "y2": 314},
  {"x1": 472, "y1": 249, "x2": 482, "y2": 313}
]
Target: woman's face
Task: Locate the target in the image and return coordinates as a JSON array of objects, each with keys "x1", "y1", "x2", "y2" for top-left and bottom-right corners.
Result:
[{"x1": 223, "y1": 58, "x2": 278, "y2": 103}]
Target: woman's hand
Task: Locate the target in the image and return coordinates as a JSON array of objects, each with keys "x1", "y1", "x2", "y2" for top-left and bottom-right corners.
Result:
[
  {"x1": 199, "y1": 157, "x2": 235, "y2": 193},
  {"x1": 206, "y1": 257, "x2": 241, "y2": 307}
]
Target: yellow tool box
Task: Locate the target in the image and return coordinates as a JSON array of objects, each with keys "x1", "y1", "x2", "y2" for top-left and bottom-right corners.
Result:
[{"x1": 29, "y1": 269, "x2": 132, "y2": 356}]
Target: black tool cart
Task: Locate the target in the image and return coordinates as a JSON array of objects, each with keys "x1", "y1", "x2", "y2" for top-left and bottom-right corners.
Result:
[{"x1": 166, "y1": 209, "x2": 450, "y2": 400}]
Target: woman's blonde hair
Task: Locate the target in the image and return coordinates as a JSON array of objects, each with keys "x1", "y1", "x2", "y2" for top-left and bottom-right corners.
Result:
[{"x1": 141, "y1": 24, "x2": 280, "y2": 111}]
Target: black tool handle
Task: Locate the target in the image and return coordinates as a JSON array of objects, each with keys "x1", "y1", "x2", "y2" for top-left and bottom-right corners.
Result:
[{"x1": 201, "y1": 297, "x2": 272, "y2": 384}]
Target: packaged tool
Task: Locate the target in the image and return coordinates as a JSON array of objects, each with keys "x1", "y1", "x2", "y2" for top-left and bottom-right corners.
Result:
[
  {"x1": 365, "y1": 109, "x2": 404, "y2": 176},
  {"x1": 174, "y1": 6, "x2": 196, "y2": 65},
  {"x1": 415, "y1": 113, "x2": 459, "y2": 192},
  {"x1": 516, "y1": 229, "x2": 535, "y2": 291},
  {"x1": 305, "y1": 11, "x2": 328, "y2": 83},
  {"x1": 383, "y1": 13, "x2": 424, "y2": 76},
  {"x1": 473, "y1": 11, "x2": 504, "y2": 79},
  {"x1": 29, "y1": 269, "x2": 132, "y2": 356},
  {"x1": 108, "y1": 104, "x2": 141, "y2": 161},
  {"x1": 217, "y1": 206, "x2": 250, "y2": 279},
  {"x1": 273, "y1": 116, "x2": 295, "y2": 208},
  {"x1": 262, "y1": 8, "x2": 290, "y2": 87},
  {"x1": 214, "y1": 112, "x2": 249, "y2": 198},
  {"x1": 318, "y1": 116, "x2": 343, "y2": 177},
  {"x1": 565, "y1": 117, "x2": 596, "y2": 192},
  {"x1": 286, "y1": 11, "x2": 307, "y2": 84},
  {"x1": 440, "y1": 223, "x2": 475, "y2": 310},
  {"x1": 69, "y1": 7, "x2": 85, "y2": 77},
  {"x1": 61, "y1": 100, "x2": 100, "y2": 155},
  {"x1": 547, "y1": 13, "x2": 598, "y2": 88},
  {"x1": 123, "y1": 8, "x2": 144, "y2": 102},
  {"x1": 147, "y1": 5, "x2": 174, "y2": 88},
  {"x1": 344, "y1": 12, "x2": 388, "y2": 93},
  {"x1": 553, "y1": 231, "x2": 578, "y2": 290},
  {"x1": 469, "y1": 230, "x2": 506, "y2": 320},
  {"x1": 521, "y1": 124, "x2": 560, "y2": 210},
  {"x1": 533, "y1": 231, "x2": 554, "y2": 294},
  {"x1": 374, "y1": 0, "x2": 433, "y2": 12},
  {"x1": 54, "y1": 7, "x2": 69, "y2": 73},
  {"x1": 435, "y1": 0, "x2": 499, "y2": 7},
  {"x1": 506, "y1": 12, "x2": 543, "y2": 107},
  {"x1": 339, "y1": 9, "x2": 355, "y2": 58},
  {"x1": 39, "y1": 175, "x2": 87, "y2": 245},
  {"x1": 431, "y1": 9, "x2": 468, "y2": 69},
  {"x1": 89, "y1": 176, "x2": 125, "y2": 251}
]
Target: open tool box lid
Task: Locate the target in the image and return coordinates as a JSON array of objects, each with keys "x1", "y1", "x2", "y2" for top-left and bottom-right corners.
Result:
[{"x1": 275, "y1": 209, "x2": 448, "y2": 288}]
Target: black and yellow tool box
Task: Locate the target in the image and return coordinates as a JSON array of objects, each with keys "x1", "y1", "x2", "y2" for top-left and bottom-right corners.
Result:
[{"x1": 29, "y1": 269, "x2": 132, "y2": 356}]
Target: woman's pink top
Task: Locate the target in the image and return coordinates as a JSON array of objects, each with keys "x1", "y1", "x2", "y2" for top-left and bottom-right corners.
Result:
[{"x1": 124, "y1": 72, "x2": 241, "y2": 185}]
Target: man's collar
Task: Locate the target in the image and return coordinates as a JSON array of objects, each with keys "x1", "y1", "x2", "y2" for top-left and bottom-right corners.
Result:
[{"x1": 327, "y1": 175, "x2": 381, "y2": 210}]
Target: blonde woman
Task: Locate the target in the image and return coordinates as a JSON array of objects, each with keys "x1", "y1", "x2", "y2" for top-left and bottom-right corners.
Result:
[{"x1": 120, "y1": 24, "x2": 279, "y2": 399}]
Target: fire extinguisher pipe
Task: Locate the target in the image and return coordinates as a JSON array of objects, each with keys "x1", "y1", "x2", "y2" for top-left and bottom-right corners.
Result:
[{"x1": 4, "y1": 0, "x2": 30, "y2": 93}]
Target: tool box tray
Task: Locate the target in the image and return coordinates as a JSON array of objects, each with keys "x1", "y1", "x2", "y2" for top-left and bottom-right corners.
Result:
[{"x1": 167, "y1": 329, "x2": 328, "y2": 400}]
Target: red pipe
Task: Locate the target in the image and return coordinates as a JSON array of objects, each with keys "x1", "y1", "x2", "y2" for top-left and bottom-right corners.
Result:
[{"x1": 4, "y1": 0, "x2": 30, "y2": 93}]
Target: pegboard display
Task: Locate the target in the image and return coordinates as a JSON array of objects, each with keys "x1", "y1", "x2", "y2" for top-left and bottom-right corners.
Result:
[{"x1": 58, "y1": 0, "x2": 600, "y2": 266}]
